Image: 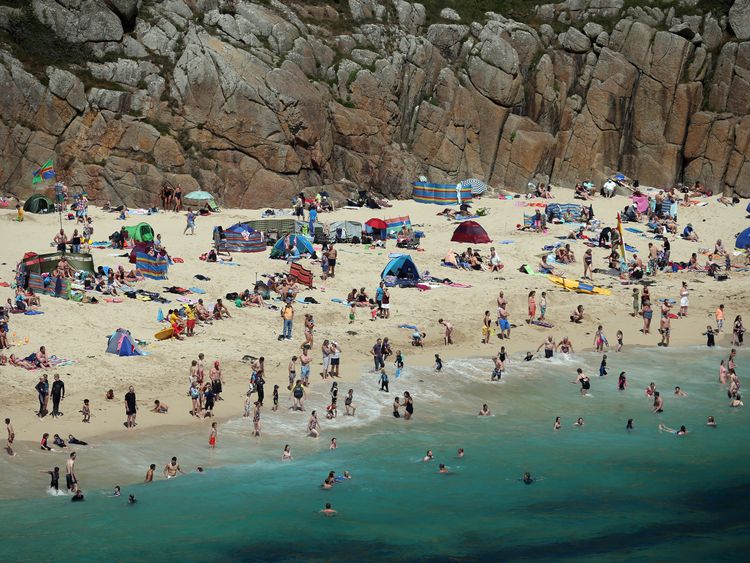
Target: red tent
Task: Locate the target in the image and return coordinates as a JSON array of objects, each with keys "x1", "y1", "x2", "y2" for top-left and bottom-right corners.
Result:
[{"x1": 451, "y1": 220, "x2": 491, "y2": 243}]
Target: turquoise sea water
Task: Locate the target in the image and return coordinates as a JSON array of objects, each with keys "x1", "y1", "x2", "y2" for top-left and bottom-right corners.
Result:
[{"x1": 1, "y1": 347, "x2": 749, "y2": 562}]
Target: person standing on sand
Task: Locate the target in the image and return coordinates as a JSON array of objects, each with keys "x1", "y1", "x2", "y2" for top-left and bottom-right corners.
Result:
[
  {"x1": 35, "y1": 375, "x2": 48, "y2": 418},
  {"x1": 372, "y1": 338, "x2": 384, "y2": 371},
  {"x1": 330, "y1": 341, "x2": 341, "y2": 378},
  {"x1": 528, "y1": 291, "x2": 537, "y2": 324},
  {"x1": 328, "y1": 244, "x2": 337, "y2": 278},
  {"x1": 124, "y1": 385, "x2": 137, "y2": 428},
  {"x1": 439, "y1": 318, "x2": 454, "y2": 345},
  {"x1": 281, "y1": 302, "x2": 294, "y2": 340},
  {"x1": 583, "y1": 248, "x2": 593, "y2": 280},
  {"x1": 659, "y1": 302, "x2": 671, "y2": 347},
  {"x1": 5, "y1": 418, "x2": 15, "y2": 456},
  {"x1": 538, "y1": 291, "x2": 547, "y2": 321},
  {"x1": 631, "y1": 288, "x2": 640, "y2": 317},
  {"x1": 300, "y1": 346, "x2": 312, "y2": 386},
  {"x1": 50, "y1": 374, "x2": 65, "y2": 418},
  {"x1": 678, "y1": 282, "x2": 689, "y2": 318},
  {"x1": 482, "y1": 310, "x2": 492, "y2": 343},
  {"x1": 497, "y1": 304, "x2": 511, "y2": 340}
]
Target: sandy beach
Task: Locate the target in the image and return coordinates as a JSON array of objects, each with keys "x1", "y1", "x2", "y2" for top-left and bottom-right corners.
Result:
[{"x1": 1, "y1": 190, "x2": 748, "y2": 478}]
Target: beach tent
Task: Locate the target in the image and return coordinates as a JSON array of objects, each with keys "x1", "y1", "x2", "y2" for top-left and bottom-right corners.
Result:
[
  {"x1": 451, "y1": 220, "x2": 491, "y2": 243},
  {"x1": 381, "y1": 255, "x2": 420, "y2": 280},
  {"x1": 329, "y1": 220, "x2": 363, "y2": 241},
  {"x1": 384, "y1": 216, "x2": 411, "y2": 237},
  {"x1": 135, "y1": 252, "x2": 169, "y2": 279},
  {"x1": 23, "y1": 194, "x2": 54, "y2": 214},
  {"x1": 124, "y1": 222, "x2": 155, "y2": 243},
  {"x1": 216, "y1": 224, "x2": 265, "y2": 253},
  {"x1": 412, "y1": 182, "x2": 473, "y2": 205},
  {"x1": 736, "y1": 227, "x2": 750, "y2": 249},
  {"x1": 105, "y1": 328, "x2": 144, "y2": 356},
  {"x1": 185, "y1": 190, "x2": 219, "y2": 211},
  {"x1": 365, "y1": 218, "x2": 388, "y2": 240},
  {"x1": 19, "y1": 251, "x2": 95, "y2": 275},
  {"x1": 546, "y1": 203, "x2": 582, "y2": 222},
  {"x1": 270, "y1": 235, "x2": 316, "y2": 259}
]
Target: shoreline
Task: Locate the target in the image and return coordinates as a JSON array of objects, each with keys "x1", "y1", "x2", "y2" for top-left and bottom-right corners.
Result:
[{"x1": 0, "y1": 340, "x2": 738, "y2": 500}]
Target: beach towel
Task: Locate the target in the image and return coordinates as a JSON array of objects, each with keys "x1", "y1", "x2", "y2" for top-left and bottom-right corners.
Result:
[
  {"x1": 530, "y1": 320, "x2": 554, "y2": 328},
  {"x1": 289, "y1": 263, "x2": 313, "y2": 288},
  {"x1": 625, "y1": 227, "x2": 643, "y2": 234},
  {"x1": 189, "y1": 287, "x2": 206, "y2": 294},
  {"x1": 624, "y1": 244, "x2": 638, "y2": 253},
  {"x1": 399, "y1": 324, "x2": 419, "y2": 330},
  {"x1": 24, "y1": 310, "x2": 44, "y2": 315},
  {"x1": 172, "y1": 257, "x2": 184, "y2": 263},
  {"x1": 219, "y1": 260, "x2": 239, "y2": 266}
]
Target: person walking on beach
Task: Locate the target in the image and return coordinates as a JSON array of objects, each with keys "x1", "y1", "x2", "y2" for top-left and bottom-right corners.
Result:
[
  {"x1": 124, "y1": 385, "x2": 137, "y2": 429},
  {"x1": 439, "y1": 319, "x2": 454, "y2": 345},
  {"x1": 372, "y1": 338, "x2": 385, "y2": 371},
  {"x1": 5, "y1": 418, "x2": 15, "y2": 456},
  {"x1": 281, "y1": 302, "x2": 294, "y2": 340},
  {"x1": 327, "y1": 244, "x2": 337, "y2": 278},
  {"x1": 183, "y1": 209, "x2": 195, "y2": 235},
  {"x1": 538, "y1": 291, "x2": 547, "y2": 321},
  {"x1": 50, "y1": 374, "x2": 65, "y2": 418},
  {"x1": 678, "y1": 282, "x2": 689, "y2": 318}
]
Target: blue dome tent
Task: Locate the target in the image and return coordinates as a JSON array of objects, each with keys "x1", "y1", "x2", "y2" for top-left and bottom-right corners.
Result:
[
  {"x1": 105, "y1": 328, "x2": 144, "y2": 356},
  {"x1": 736, "y1": 227, "x2": 750, "y2": 249},
  {"x1": 381, "y1": 255, "x2": 419, "y2": 280},
  {"x1": 270, "y1": 235, "x2": 316, "y2": 259}
]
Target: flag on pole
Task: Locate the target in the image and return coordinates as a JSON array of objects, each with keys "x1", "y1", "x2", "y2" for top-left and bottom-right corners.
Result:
[{"x1": 32, "y1": 160, "x2": 56, "y2": 184}]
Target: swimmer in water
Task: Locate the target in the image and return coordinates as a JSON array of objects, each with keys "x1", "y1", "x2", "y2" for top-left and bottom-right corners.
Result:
[
  {"x1": 572, "y1": 368, "x2": 590, "y2": 396},
  {"x1": 659, "y1": 423, "x2": 688, "y2": 435},
  {"x1": 626, "y1": 418, "x2": 634, "y2": 431},
  {"x1": 479, "y1": 404, "x2": 491, "y2": 416},
  {"x1": 128, "y1": 494, "x2": 137, "y2": 504},
  {"x1": 645, "y1": 382, "x2": 656, "y2": 397},
  {"x1": 322, "y1": 471, "x2": 335, "y2": 489},
  {"x1": 574, "y1": 417, "x2": 584, "y2": 426},
  {"x1": 553, "y1": 416, "x2": 561, "y2": 430},
  {"x1": 457, "y1": 448, "x2": 464, "y2": 458},
  {"x1": 674, "y1": 386, "x2": 687, "y2": 397},
  {"x1": 71, "y1": 489, "x2": 85, "y2": 502},
  {"x1": 329, "y1": 437, "x2": 337, "y2": 450},
  {"x1": 652, "y1": 392, "x2": 664, "y2": 413},
  {"x1": 282, "y1": 444, "x2": 292, "y2": 460},
  {"x1": 438, "y1": 463, "x2": 449, "y2": 474},
  {"x1": 730, "y1": 394, "x2": 744, "y2": 407},
  {"x1": 113, "y1": 485, "x2": 121, "y2": 497},
  {"x1": 423, "y1": 450, "x2": 434, "y2": 462},
  {"x1": 522, "y1": 472, "x2": 535, "y2": 484},
  {"x1": 321, "y1": 502, "x2": 337, "y2": 516},
  {"x1": 706, "y1": 416, "x2": 717, "y2": 427}
]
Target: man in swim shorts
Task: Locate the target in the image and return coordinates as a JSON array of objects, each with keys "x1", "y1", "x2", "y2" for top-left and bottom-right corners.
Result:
[
  {"x1": 163, "y1": 456, "x2": 184, "y2": 478},
  {"x1": 65, "y1": 452, "x2": 77, "y2": 491}
]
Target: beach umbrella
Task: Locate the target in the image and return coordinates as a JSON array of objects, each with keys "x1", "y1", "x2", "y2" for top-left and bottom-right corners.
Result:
[
  {"x1": 184, "y1": 190, "x2": 214, "y2": 200},
  {"x1": 460, "y1": 178, "x2": 489, "y2": 196},
  {"x1": 736, "y1": 227, "x2": 750, "y2": 249}
]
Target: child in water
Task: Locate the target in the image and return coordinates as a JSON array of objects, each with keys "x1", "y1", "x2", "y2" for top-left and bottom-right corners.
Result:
[
  {"x1": 434, "y1": 354, "x2": 443, "y2": 372},
  {"x1": 599, "y1": 355, "x2": 608, "y2": 377},
  {"x1": 703, "y1": 326, "x2": 716, "y2": 347},
  {"x1": 616, "y1": 330, "x2": 623, "y2": 352}
]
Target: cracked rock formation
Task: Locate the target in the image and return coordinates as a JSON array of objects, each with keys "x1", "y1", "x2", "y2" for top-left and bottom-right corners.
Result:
[{"x1": 1, "y1": 0, "x2": 749, "y2": 207}]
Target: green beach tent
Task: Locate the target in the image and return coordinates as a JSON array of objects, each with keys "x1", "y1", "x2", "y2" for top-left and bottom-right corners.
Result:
[
  {"x1": 23, "y1": 194, "x2": 55, "y2": 214},
  {"x1": 123, "y1": 222, "x2": 155, "y2": 243}
]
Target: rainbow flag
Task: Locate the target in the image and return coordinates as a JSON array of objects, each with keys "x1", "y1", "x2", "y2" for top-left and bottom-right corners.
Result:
[{"x1": 32, "y1": 160, "x2": 56, "y2": 184}]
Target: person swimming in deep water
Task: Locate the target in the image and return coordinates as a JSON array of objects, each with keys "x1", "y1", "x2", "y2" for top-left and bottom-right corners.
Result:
[
  {"x1": 423, "y1": 450, "x2": 434, "y2": 462},
  {"x1": 128, "y1": 494, "x2": 137, "y2": 504},
  {"x1": 522, "y1": 472, "x2": 535, "y2": 484},
  {"x1": 706, "y1": 416, "x2": 717, "y2": 427},
  {"x1": 438, "y1": 463, "x2": 450, "y2": 474},
  {"x1": 659, "y1": 423, "x2": 688, "y2": 436},
  {"x1": 626, "y1": 418, "x2": 634, "y2": 431}
]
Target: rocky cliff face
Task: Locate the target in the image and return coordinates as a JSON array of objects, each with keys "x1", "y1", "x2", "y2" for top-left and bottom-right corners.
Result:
[{"x1": 0, "y1": 0, "x2": 748, "y2": 207}]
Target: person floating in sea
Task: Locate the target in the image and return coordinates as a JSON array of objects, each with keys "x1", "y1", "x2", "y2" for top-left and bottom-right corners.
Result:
[
  {"x1": 321, "y1": 503, "x2": 337, "y2": 516},
  {"x1": 659, "y1": 423, "x2": 688, "y2": 436},
  {"x1": 479, "y1": 404, "x2": 491, "y2": 416},
  {"x1": 522, "y1": 472, "x2": 535, "y2": 485},
  {"x1": 423, "y1": 450, "x2": 433, "y2": 462}
]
